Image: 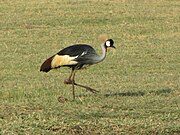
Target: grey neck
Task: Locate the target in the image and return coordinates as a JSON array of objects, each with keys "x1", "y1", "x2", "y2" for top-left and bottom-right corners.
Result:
[{"x1": 94, "y1": 43, "x2": 107, "y2": 64}]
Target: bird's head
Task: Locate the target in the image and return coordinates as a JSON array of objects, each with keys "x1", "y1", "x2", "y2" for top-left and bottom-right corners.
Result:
[{"x1": 104, "y1": 39, "x2": 115, "y2": 49}]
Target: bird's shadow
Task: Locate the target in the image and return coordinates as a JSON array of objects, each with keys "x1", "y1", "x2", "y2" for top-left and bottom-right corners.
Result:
[
  {"x1": 77, "y1": 88, "x2": 172, "y2": 98},
  {"x1": 77, "y1": 90, "x2": 145, "y2": 98},
  {"x1": 104, "y1": 91, "x2": 145, "y2": 97}
]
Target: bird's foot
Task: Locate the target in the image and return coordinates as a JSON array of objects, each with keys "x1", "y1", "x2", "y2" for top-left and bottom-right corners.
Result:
[
  {"x1": 64, "y1": 79, "x2": 75, "y2": 84},
  {"x1": 85, "y1": 86, "x2": 99, "y2": 93},
  {"x1": 64, "y1": 79, "x2": 99, "y2": 94},
  {"x1": 74, "y1": 83, "x2": 99, "y2": 94}
]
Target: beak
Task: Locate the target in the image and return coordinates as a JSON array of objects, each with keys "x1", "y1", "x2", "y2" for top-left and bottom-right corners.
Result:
[{"x1": 111, "y1": 45, "x2": 116, "y2": 49}]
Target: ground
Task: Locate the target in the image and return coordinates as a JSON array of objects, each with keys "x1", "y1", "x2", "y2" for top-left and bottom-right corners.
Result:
[{"x1": 0, "y1": 0, "x2": 180, "y2": 134}]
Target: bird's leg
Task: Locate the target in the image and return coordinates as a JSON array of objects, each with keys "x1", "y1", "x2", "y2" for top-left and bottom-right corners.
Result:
[
  {"x1": 71, "y1": 70, "x2": 77, "y2": 100},
  {"x1": 63, "y1": 69, "x2": 76, "y2": 99},
  {"x1": 74, "y1": 83, "x2": 99, "y2": 93},
  {"x1": 64, "y1": 69, "x2": 74, "y2": 84},
  {"x1": 64, "y1": 69, "x2": 99, "y2": 95}
]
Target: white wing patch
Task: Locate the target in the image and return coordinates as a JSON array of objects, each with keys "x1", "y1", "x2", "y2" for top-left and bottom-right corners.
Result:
[
  {"x1": 51, "y1": 55, "x2": 78, "y2": 68},
  {"x1": 80, "y1": 51, "x2": 87, "y2": 56}
]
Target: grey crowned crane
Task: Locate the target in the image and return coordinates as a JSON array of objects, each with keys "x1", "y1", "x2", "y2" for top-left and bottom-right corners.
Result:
[{"x1": 40, "y1": 37, "x2": 115, "y2": 99}]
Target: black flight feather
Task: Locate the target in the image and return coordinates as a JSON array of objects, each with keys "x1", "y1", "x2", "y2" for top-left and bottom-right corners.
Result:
[{"x1": 57, "y1": 44, "x2": 96, "y2": 57}]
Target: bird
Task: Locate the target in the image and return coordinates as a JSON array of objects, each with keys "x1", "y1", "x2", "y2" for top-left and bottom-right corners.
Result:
[{"x1": 40, "y1": 36, "x2": 115, "y2": 100}]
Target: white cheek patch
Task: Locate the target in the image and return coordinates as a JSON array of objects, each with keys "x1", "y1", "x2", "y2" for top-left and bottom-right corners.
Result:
[{"x1": 106, "y1": 41, "x2": 111, "y2": 47}]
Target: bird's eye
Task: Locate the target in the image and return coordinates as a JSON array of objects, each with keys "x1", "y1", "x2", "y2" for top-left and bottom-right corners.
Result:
[{"x1": 106, "y1": 41, "x2": 111, "y2": 47}]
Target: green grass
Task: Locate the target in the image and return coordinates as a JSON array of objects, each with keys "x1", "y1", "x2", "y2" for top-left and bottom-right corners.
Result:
[{"x1": 1, "y1": 0, "x2": 180, "y2": 134}]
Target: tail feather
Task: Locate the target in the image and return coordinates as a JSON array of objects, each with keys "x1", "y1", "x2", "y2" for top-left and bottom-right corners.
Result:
[{"x1": 40, "y1": 55, "x2": 54, "y2": 72}]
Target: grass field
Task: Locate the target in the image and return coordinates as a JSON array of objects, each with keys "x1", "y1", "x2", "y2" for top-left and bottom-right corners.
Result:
[{"x1": 1, "y1": 0, "x2": 180, "y2": 134}]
